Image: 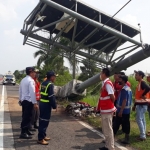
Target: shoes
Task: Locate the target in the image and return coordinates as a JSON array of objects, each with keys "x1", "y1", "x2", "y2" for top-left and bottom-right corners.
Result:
[
  {"x1": 137, "y1": 137, "x2": 146, "y2": 141},
  {"x1": 121, "y1": 134, "x2": 130, "y2": 144},
  {"x1": 20, "y1": 133, "x2": 32, "y2": 139},
  {"x1": 29, "y1": 128, "x2": 36, "y2": 132},
  {"x1": 99, "y1": 147, "x2": 108, "y2": 150},
  {"x1": 37, "y1": 139, "x2": 49, "y2": 145},
  {"x1": 34, "y1": 123, "x2": 39, "y2": 129},
  {"x1": 26, "y1": 130, "x2": 34, "y2": 135},
  {"x1": 44, "y1": 137, "x2": 51, "y2": 141},
  {"x1": 102, "y1": 140, "x2": 105, "y2": 143},
  {"x1": 147, "y1": 132, "x2": 150, "y2": 136}
]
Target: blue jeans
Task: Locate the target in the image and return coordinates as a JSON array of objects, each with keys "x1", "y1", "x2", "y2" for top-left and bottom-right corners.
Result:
[{"x1": 136, "y1": 105, "x2": 147, "y2": 139}]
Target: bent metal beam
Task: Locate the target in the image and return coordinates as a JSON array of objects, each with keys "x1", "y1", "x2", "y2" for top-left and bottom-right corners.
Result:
[
  {"x1": 41, "y1": 0, "x2": 141, "y2": 47},
  {"x1": 76, "y1": 45, "x2": 150, "y2": 92},
  {"x1": 20, "y1": 30, "x2": 109, "y2": 65}
]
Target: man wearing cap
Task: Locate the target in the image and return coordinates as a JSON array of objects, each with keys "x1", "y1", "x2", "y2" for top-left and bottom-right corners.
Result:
[
  {"x1": 19, "y1": 67, "x2": 38, "y2": 139},
  {"x1": 37, "y1": 71, "x2": 57, "y2": 145},
  {"x1": 29, "y1": 69, "x2": 41, "y2": 131},
  {"x1": 133, "y1": 70, "x2": 150, "y2": 141}
]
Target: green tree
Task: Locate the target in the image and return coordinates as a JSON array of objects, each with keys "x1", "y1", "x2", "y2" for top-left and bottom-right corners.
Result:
[{"x1": 33, "y1": 37, "x2": 79, "y2": 78}]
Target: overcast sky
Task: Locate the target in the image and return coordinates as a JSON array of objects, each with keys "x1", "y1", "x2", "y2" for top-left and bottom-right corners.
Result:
[{"x1": 0, "y1": 0, "x2": 150, "y2": 75}]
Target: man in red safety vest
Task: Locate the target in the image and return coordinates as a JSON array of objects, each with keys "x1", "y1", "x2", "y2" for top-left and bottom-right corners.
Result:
[
  {"x1": 29, "y1": 69, "x2": 41, "y2": 131},
  {"x1": 97, "y1": 68, "x2": 116, "y2": 150},
  {"x1": 113, "y1": 72, "x2": 131, "y2": 106}
]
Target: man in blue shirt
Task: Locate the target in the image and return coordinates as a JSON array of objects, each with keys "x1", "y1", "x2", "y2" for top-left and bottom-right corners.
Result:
[{"x1": 113, "y1": 75, "x2": 132, "y2": 144}]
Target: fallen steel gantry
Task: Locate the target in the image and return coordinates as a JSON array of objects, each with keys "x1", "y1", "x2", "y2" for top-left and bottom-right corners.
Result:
[{"x1": 20, "y1": 0, "x2": 150, "y2": 99}]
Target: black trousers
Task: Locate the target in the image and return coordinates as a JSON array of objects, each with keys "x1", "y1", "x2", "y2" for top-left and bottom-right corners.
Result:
[
  {"x1": 21, "y1": 100, "x2": 33, "y2": 132},
  {"x1": 113, "y1": 113, "x2": 130, "y2": 135}
]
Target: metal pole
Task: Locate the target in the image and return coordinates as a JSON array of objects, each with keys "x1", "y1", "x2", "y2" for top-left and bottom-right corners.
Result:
[
  {"x1": 32, "y1": 16, "x2": 72, "y2": 33},
  {"x1": 23, "y1": 4, "x2": 47, "y2": 45},
  {"x1": 76, "y1": 45, "x2": 150, "y2": 92},
  {"x1": 72, "y1": 53, "x2": 76, "y2": 79},
  {"x1": 41, "y1": 0, "x2": 141, "y2": 46},
  {"x1": 21, "y1": 30, "x2": 109, "y2": 64}
]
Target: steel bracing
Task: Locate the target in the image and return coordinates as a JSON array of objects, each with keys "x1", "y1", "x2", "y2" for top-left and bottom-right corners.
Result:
[{"x1": 21, "y1": 0, "x2": 150, "y2": 90}]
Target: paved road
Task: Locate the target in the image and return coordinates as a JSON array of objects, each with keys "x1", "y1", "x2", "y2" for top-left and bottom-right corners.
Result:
[{"x1": 0, "y1": 84, "x2": 134, "y2": 150}]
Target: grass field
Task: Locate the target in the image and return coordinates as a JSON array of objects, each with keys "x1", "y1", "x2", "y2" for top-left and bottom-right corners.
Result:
[{"x1": 82, "y1": 94, "x2": 150, "y2": 150}]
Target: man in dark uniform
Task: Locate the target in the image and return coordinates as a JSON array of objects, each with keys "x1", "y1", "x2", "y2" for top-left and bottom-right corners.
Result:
[{"x1": 37, "y1": 71, "x2": 57, "y2": 145}]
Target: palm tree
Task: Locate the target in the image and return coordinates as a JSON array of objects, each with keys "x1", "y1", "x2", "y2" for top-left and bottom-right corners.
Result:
[{"x1": 34, "y1": 37, "x2": 79, "y2": 78}]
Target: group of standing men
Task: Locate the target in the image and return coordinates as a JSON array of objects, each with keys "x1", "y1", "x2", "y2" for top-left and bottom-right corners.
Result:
[
  {"x1": 98, "y1": 68, "x2": 150, "y2": 150},
  {"x1": 19, "y1": 67, "x2": 57, "y2": 145},
  {"x1": 18, "y1": 66, "x2": 150, "y2": 148}
]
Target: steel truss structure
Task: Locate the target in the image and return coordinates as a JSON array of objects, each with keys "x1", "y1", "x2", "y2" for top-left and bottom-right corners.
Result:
[{"x1": 21, "y1": 0, "x2": 150, "y2": 91}]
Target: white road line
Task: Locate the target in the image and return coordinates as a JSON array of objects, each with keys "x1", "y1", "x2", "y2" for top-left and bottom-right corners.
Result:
[
  {"x1": 0, "y1": 85, "x2": 4, "y2": 149},
  {"x1": 0, "y1": 86, "x2": 15, "y2": 150},
  {"x1": 78, "y1": 120, "x2": 128, "y2": 150}
]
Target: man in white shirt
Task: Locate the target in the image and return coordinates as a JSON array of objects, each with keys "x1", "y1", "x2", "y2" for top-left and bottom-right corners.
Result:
[{"x1": 19, "y1": 67, "x2": 38, "y2": 139}]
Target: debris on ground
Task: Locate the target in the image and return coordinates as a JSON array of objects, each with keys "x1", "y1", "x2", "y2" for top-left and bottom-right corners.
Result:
[{"x1": 65, "y1": 102, "x2": 100, "y2": 117}]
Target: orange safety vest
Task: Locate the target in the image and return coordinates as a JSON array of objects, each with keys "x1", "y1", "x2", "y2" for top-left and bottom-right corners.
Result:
[
  {"x1": 135, "y1": 81, "x2": 150, "y2": 103},
  {"x1": 34, "y1": 79, "x2": 41, "y2": 101},
  {"x1": 97, "y1": 79, "x2": 116, "y2": 113}
]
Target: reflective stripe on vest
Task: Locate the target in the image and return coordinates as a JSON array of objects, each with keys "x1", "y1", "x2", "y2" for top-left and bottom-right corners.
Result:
[
  {"x1": 101, "y1": 107, "x2": 116, "y2": 113},
  {"x1": 135, "y1": 99, "x2": 149, "y2": 103},
  {"x1": 100, "y1": 96, "x2": 110, "y2": 100},
  {"x1": 40, "y1": 82, "x2": 51, "y2": 103},
  {"x1": 116, "y1": 104, "x2": 131, "y2": 109},
  {"x1": 40, "y1": 83, "x2": 51, "y2": 96},
  {"x1": 40, "y1": 99, "x2": 49, "y2": 103}
]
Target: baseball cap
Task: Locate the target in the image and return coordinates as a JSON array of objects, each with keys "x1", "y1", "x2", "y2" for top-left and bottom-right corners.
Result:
[
  {"x1": 134, "y1": 70, "x2": 145, "y2": 78},
  {"x1": 46, "y1": 71, "x2": 58, "y2": 78},
  {"x1": 26, "y1": 67, "x2": 35, "y2": 74}
]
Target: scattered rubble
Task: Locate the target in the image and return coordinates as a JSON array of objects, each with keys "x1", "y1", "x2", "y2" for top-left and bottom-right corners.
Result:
[{"x1": 65, "y1": 102, "x2": 100, "y2": 117}]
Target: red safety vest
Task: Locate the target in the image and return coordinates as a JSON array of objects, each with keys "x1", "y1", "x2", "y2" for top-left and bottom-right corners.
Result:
[
  {"x1": 113, "y1": 81, "x2": 122, "y2": 100},
  {"x1": 34, "y1": 79, "x2": 40, "y2": 101},
  {"x1": 97, "y1": 79, "x2": 116, "y2": 113}
]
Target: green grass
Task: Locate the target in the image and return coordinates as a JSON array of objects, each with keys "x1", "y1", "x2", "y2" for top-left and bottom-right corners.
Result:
[
  {"x1": 81, "y1": 94, "x2": 150, "y2": 150},
  {"x1": 82, "y1": 95, "x2": 99, "y2": 106}
]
